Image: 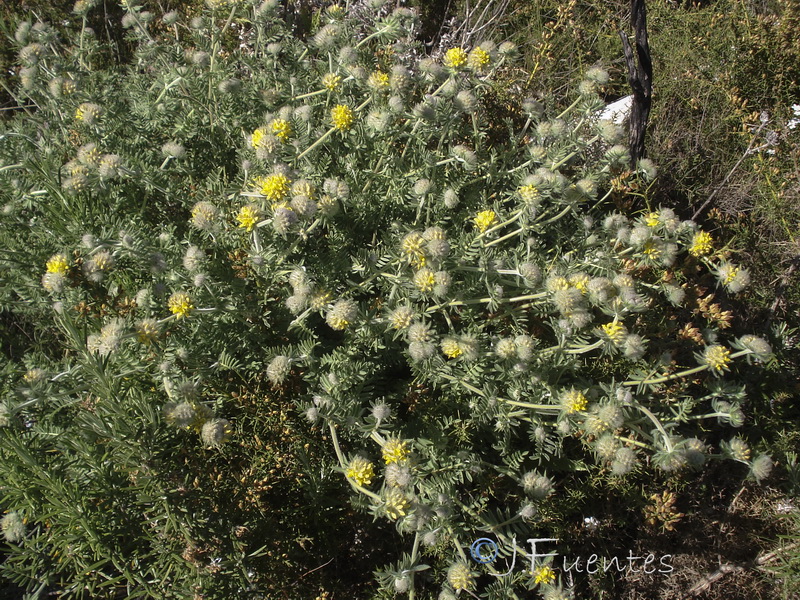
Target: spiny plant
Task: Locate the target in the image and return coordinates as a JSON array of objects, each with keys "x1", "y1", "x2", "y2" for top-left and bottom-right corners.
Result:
[{"x1": 0, "y1": 0, "x2": 780, "y2": 598}]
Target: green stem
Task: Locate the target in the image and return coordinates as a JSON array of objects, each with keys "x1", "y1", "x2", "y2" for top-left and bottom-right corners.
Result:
[
  {"x1": 623, "y1": 350, "x2": 751, "y2": 386},
  {"x1": 555, "y1": 96, "x2": 582, "y2": 120},
  {"x1": 425, "y1": 293, "x2": 547, "y2": 313},
  {"x1": 500, "y1": 399, "x2": 560, "y2": 412},
  {"x1": 477, "y1": 210, "x2": 523, "y2": 239},
  {"x1": 565, "y1": 339, "x2": 604, "y2": 354},
  {"x1": 483, "y1": 225, "x2": 525, "y2": 248},
  {"x1": 295, "y1": 127, "x2": 335, "y2": 161},
  {"x1": 634, "y1": 404, "x2": 673, "y2": 452},
  {"x1": 535, "y1": 204, "x2": 573, "y2": 226},
  {"x1": 551, "y1": 135, "x2": 600, "y2": 170},
  {"x1": 614, "y1": 435, "x2": 654, "y2": 451},
  {"x1": 329, "y1": 423, "x2": 381, "y2": 501},
  {"x1": 292, "y1": 88, "x2": 328, "y2": 101}
]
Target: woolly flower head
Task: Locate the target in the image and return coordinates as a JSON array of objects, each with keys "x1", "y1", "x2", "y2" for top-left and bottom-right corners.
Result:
[
  {"x1": 382, "y1": 438, "x2": 410, "y2": 464},
  {"x1": 331, "y1": 104, "x2": 354, "y2": 131},
  {"x1": 346, "y1": 456, "x2": 374, "y2": 486},
  {"x1": 750, "y1": 454, "x2": 773, "y2": 482},
  {"x1": 1, "y1": 512, "x2": 25, "y2": 543},
  {"x1": 413, "y1": 268, "x2": 436, "y2": 293},
  {"x1": 716, "y1": 262, "x2": 750, "y2": 293},
  {"x1": 190, "y1": 201, "x2": 218, "y2": 231},
  {"x1": 611, "y1": 447, "x2": 638, "y2": 476},
  {"x1": 367, "y1": 70, "x2": 390, "y2": 90},
  {"x1": 322, "y1": 72, "x2": 342, "y2": 91},
  {"x1": 495, "y1": 337, "x2": 517, "y2": 359},
  {"x1": 92, "y1": 318, "x2": 126, "y2": 357},
  {"x1": 385, "y1": 463, "x2": 412, "y2": 488},
  {"x1": 257, "y1": 173, "x2": 291, "y2": 202},
  {"x1": 46, "y1": 254, "x2": 70, "y2": 275},
  {"x1": 168, "y1": 292, "x2": 194, "y2": 319},
  {"x1": 236, "y1": 205, "x2": 259, "y2": 232},
  {"x1": 702, "y1": 344, "x2": 731, "y2": 374},
  {"x1": 164, "y1": 401, "x2": 207, "y2": 430},
  {"x1": 474, "y1": 209, "x2": 497, "y2": 232},
  {"x1": 737, "y1": 335, "x2": 772, "y2": 361},
  {"x1": 521, "y1": 471, "x2": 553, "y2": 499},
  {"x1": 727, "y1": 437, "x2": 751, "y2": 461},
  {"x1": 601, "y1": 320, "x2": 627, "y2": 345},
  {"x1": 407, "y1": 322, "x2": 433, "y2": 343},
  {"x1": 446, "y1": 562, "x2": 474, "y2": 591},
  {"x1": 560, "y1": 389, "x2": 588, "y2": 414},
  {"x1": 201, "y1": 418, "x2": 232, "y2": 447},
  {"x1": 689, "y1": 231, "x2": 713, "y2": 257},
  {"x1": 468, "y1": 46, "x2": 491, "y2": 72},
  {"x1": 136, "y1": 318, "x2": 159, "y2": 344},
  {"x1": 267, "y1": 355, "x2": 292, "y2": 386},
  {"x1": 383, "y1": 488, "x2": 410, "y2": 520},
  {"x1": 182, "y1": 246, "x2": 205, "y2": 272},
  {"x1": 23, "y1": 368, "x2": 47, "y2": 385},
  {"x1": 443, "y1": 47, "x2": 468, "y2": 69},
  {"x1": 440, "y1": 337, "x2": 462, "y2": 358},
  {"x1": 401, "y1": 231, "x2": 427, "y2": 267},
  {"x1": 74, "y1": 102, "x2": 101, "y2": 124},
  {"x1": 388, "y1": 306, "x2": 415, "y2": 330},
  {"x1": 371, "y1": 403, "x2": 391, "y2": 422},
  {"x1": 326, "y1": 299, "x2": 358, "y2": 330}
]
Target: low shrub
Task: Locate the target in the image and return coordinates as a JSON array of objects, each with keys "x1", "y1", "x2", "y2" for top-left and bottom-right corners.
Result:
[{"x1": 0, "y1": 1, "x2": 782, "y2": 598}]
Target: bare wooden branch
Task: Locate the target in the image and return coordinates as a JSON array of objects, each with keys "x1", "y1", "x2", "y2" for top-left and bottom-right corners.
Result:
[{"x1": 619, "y1": 0, "x2": 653, "y2": 167}]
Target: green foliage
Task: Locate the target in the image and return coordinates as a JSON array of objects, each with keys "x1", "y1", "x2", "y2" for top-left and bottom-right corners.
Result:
[{"x1": 0, "y1": 1, "x2": 791, "y2": 599}]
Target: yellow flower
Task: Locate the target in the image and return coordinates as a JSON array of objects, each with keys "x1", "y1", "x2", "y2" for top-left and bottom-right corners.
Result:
[
  {"x1": 722, "y1": 265, "x2": 740, "y2": 285},
  {"x1": 236, "y1": 205, "x2": 259, "y2": 231},
  {"x1": 441, "y1": 338, "x2": 462, "y2": 358},
  {"x1": 444, "y1": 47, "x2": 468, "y2": 69},
  {"x1": 474, "y1": 209, "x2": 497, "y2": 232},
  {"x1": 322, "y1": 72, "x2": 342, "y2": 91},
  {"x1": 191, "y1": 201, "x2": 218, "y2": 231},
  {"x1": 389, "y1": 306, "x2": 414, "y2": 330},
  {"x1": 518, "y1": 184, "x2": 540, "y2": 205},
  {"x1": 468, "y1": 47, "x2": 490, "y2": 71},
  {"x1": 400, "y1": 232, "x2": 427, "y2": 268},
  {"x1": 250, "y1": 127, "x2": 267, "y2": 149},
  {"x1": 346, "y1": 456, "x2": 375, "y2": 487},
  {"x1": 703, "y1": 344, "x2": 731, "y2": 373},
  {"x1": 546, "y1": 276, "x2": 570, "y2": 291},
  {"x1": 168, "y1": 292, "x2": 194, "y2": 319},
  {"x1": 533, "y1": 565, "x2": 556, "y2": 585},
  {"x1": 383, "y1": 488, "x2": 410, "y2": 520},
  {"x1": 382, "y1": 438, "x2": 410, "y2": 464},
  {"x1": 447, "y1": 562, "x2": 474, "y2": 591},
  {"x1": 642, "y1": 239, "x2": 661, "y2": 258},
  {"x1": 601, "y1": 320, "x2": 627, "y2": 344},
  {"x1": 331, "y1": 104, "x2": 354, "y2": 131},
  {"x1": 561, "y1": 389, "x2": 587, "y2": 413},
  {"x1": 136, "y1": 318, "x2": 159, "y2": 344},
  {"x1": 645, "y1": 212, "x2": 660, "y2": 227},
  {"x1": 367, "y1": 70, "x2": 390, "y2": 89},
  {"x1": 568, "y1": 272, "x2": 590, "y2": 293},
  {"x1": 46, "y1": 254, "x2": 70, "y2": 275},
  {"x1": 689, "y1": 231, "x2": 713, "y2": 257},
  {"x1": 413, "y1": 268, "x2": 436, "y2": 293},
  {"x1": 270, "y1": 118, "x2": 292, "y2": 142},
  {"x1": 309, "y1": 290, "x2": 332, "y2": 311},
  {"x1": 257, "y1": 173, "x2": 291, "y2": 201}
]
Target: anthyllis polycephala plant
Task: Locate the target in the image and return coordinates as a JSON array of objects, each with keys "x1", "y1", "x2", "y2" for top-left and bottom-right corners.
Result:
[{"x1": 0, "y1": 0, "x2": 776, "y2": 598}]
